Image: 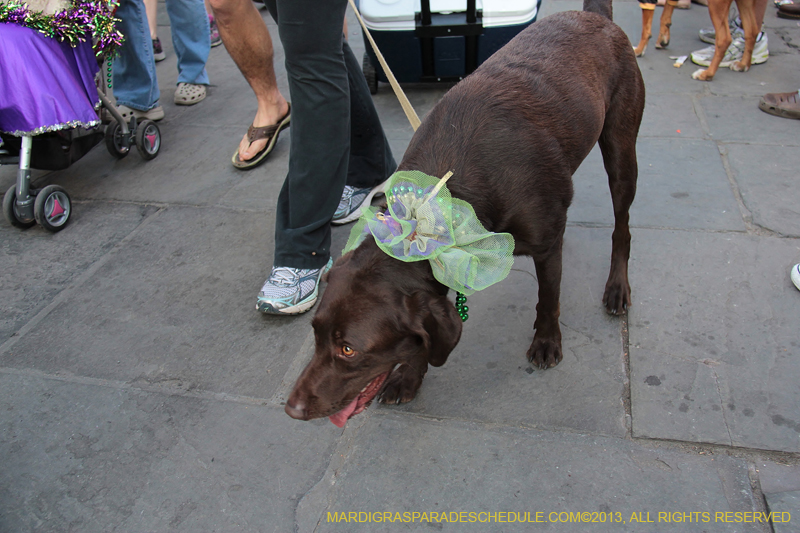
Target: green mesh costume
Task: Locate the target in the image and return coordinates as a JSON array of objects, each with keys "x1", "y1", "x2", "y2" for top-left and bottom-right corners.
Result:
[{"x1": 343, "y1": 171, "x2": 515, "y2": 296}]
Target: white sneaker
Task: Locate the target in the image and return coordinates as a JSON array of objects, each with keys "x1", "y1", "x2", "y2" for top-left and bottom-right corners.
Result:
[
  {"x1": 256, "y1": 258, "x2": 333, "y2": 315},
  {"x1": 791, "y1": 264, "x2": 800, "y2": 291},
  {"x1": 690, "y1": 32, "x2": 768, "y2": 67},
  {"x1": 331, "y1": 179, "x2": 388, "y2": 226}
]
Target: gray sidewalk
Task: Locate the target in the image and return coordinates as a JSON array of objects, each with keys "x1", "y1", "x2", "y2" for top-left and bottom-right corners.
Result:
[{"x1": 2, "y1": 0, "x2": 800, "y2": 531}]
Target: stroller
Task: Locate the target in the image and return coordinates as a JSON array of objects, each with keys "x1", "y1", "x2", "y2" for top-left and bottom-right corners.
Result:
[{"x1": 0, "y1": 3, "x2": 162, "y2": 232}]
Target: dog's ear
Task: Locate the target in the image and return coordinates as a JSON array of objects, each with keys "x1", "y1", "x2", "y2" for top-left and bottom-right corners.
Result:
[
  {"x1": 405, "y1": 291, "x2": 463, "y2": 367},
  {"x1": 323, "y1": 251, "x2": 353, "y2": 283}
]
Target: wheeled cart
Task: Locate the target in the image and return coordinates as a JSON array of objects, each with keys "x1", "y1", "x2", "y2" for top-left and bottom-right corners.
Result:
[{"x1": 358, "y1": 0, "x2": 541, "y2": 93}]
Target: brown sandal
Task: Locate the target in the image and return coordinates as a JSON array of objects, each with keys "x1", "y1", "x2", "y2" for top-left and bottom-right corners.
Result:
[
  {"x1": 231, "y1": 103, "x2": 291, "y2": 170},
  {"x1": 758, "y1": 91, "x2": 800, "y2": 120}
]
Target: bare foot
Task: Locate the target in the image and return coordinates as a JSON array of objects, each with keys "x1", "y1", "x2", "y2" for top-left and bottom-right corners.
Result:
[{"x1": 237, "y1": 99, "x2": 290, "y2": 162}]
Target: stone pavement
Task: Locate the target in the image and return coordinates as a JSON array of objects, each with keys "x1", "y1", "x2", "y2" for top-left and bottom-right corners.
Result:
[{"x1": 1, "y1": 0, "x2": 799, "y2": 531}]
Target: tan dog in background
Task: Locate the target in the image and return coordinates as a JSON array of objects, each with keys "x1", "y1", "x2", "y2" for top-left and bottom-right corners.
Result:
[
  {"x1": 633, "y1": 0, "x2": 678, "y2": 56},
  {"x1": 633, "y1": 0, "x2": 758, "y2": 81},
  {"x1": 691, "y1": 0, "x2": 757, "y2": 80}
]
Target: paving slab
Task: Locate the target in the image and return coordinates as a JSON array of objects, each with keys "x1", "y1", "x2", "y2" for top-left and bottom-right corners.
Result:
[
  {"x1": 0, "y1": 371, "x2": 341, "y2": 532},
  {"x1": 570, "y1": 139, "x2": 744, "y2": 231},
  {"x1": 724, "y1": 143, "x2": 800, "y2": 237},
  {"x1": 384, "y1": 227, "x2": 627, "y2": 437},
  {"x1": 37, "y1": 123, "x2": 247, "y2": 206},
  {"x1": 0, "y1": 206, "x2": 312, "y2": 400},
  {"x1": 637, "y1": 91, "x2": 706, "y2": 140},
  {"x1": 0, "y1": 203, "x2": 157, "y2": 342},
  {"x1": 758, "y1": 462, "x2": 800, "y2": 495},
  {"x1": 700, "y1": 95, "x2": 800, "y2": 146},
  {"x1": 629, "y1": 229, "x2": 800, "y2": 452},
  {"x1": 765, "y1": 492, "x2": 800, "y2": 533},
  {"x1": 304, "y1": 412, "x2": 765, "y2": 533},
  {"x1": 2, "y1": 0, "x2": 800, "y2": 530}
]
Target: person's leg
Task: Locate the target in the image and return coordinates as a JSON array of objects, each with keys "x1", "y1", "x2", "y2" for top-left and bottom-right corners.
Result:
[
  {"x1": 144, "y1": 0, "x2": 166, "y2": 61},
  {"x1": 208, "y1": 0, "x2": 288, "y2": 163},
  {"x1": 144, "y1": 0, "x2": 159, "y2": 39},
  {"x1": 328, "y1": 38, "x2": 397, "y2": 225},
  {"x1": 204, "y1": 0, "x2": 222, "y2": 47},
  {"x1": 164, "y1": 0, "x2": 210, "y2": 85},
  {"x1": 268, "y1": 0, "x2": 351, "y2": 270},
  {"x1": 343, "y1": 39, "x2": 396, "y2": 189},
  {"x1": 113, "y1": 0, "x2": 161, "y2": 112}
]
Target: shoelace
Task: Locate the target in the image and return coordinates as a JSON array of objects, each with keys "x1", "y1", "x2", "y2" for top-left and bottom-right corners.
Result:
[
  {"x1": 337, "y1": 186, "x2": 360, "y2": 212},
  {"x1": 268, "y1": 267, "x2": 301, "y2": 286}
]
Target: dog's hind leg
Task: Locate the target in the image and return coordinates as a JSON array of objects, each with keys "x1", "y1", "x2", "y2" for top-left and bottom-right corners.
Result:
[
  {"x1": 731, "y1": 0, "x2": 757, "y2": 72},
  {"x1": 634, "y1": 7, "x2": 654, "y2": 56},
  {"x1": 527, "y1": 233, "x2": 565, "y2": 369},
  {"x1": 598, "y1": 87, "x2": 644, "y2": 315},
  {"x1": 656, "y1": 2, "x2": 676, "y2": 48}
]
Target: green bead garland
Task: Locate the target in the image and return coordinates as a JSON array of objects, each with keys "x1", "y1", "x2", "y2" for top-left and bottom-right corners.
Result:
[{"x1": 455, "y1": 292, "x2": 468, "y2": 322}]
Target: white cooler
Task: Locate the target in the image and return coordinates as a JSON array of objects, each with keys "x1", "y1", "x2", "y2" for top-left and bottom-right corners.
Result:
[{"x1": 358, "y1": 0, "x2": 541, "y2": 91}]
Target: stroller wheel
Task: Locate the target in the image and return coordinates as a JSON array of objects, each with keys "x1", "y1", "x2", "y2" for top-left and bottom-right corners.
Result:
[
  {"x1": 135, "y1": 120, "x2": 161, "y2": 160},
  {"x1": 3, "y1": 184, "x2": 36, "y2": 229},
  {"x1": 34, "y1": 185, "x2": 72, "y2": 232},
  {"x1": 105, "y1": 121, "x2": 129, "y2": 159}
]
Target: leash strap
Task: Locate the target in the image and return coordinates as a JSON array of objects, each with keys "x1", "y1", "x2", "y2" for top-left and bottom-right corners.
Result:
[{"x1": 347, "y1": 0, "x2": 422, "y2": 131}]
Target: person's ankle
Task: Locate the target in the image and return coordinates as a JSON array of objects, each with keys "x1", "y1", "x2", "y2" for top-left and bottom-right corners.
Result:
[{"x1": 253, "y1": 97, "x2": 289, "y2": 127}]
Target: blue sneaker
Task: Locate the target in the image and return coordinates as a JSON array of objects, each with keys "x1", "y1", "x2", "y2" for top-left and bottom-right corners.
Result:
[
  {"x1": 256, "y1": 258, "x2": 333, "y2": 315},
  {"x1": 331, "y1": 180, "x2": 388, "y2": 225}
]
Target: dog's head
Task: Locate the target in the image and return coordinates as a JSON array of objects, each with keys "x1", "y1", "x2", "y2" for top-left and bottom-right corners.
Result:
[{"x1": 284, "y1": 240, "x2": 463, "y2": 426}]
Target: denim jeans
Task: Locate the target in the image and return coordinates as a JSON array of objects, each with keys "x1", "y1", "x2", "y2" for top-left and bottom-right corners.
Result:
[
  {"x1": 266, "y1": 0, "x2": 397, "y2": 269},
  {"x1": 113, "y1": 0, "x2": 210, "y2": 111}
]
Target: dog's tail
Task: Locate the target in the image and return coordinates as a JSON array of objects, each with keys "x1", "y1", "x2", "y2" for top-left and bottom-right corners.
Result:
[{"x1": 583, "y1": 0, "x2": 612, "y2": 20}]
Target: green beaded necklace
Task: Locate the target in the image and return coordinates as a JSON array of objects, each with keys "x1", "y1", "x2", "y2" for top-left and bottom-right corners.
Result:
[{"x1": 455, "y1": 292, "x2": 469, "y2": 321}]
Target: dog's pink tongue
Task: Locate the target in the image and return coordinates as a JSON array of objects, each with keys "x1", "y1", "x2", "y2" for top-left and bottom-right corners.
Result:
[{"x1": 329, "y1": 397, "x2": 359, "y2": 428}]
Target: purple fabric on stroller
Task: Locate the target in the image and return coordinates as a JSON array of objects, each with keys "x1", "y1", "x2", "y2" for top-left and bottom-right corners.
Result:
[{"x1": 0, "y1": 22, "x2": 100, "y2": 136}]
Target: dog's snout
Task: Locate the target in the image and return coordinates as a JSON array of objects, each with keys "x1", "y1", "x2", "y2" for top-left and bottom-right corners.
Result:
[{"x1": 284, "y1": 399, "x2": 308, "y2": 420}]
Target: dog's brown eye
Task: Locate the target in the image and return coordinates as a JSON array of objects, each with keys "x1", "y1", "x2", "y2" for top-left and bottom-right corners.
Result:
[{"x1": 341, "y1": 345, "x2": 355, "y2": 357}]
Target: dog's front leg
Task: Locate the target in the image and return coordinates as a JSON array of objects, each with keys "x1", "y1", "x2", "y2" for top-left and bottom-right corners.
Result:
[
  {"x1": 692, "y1": 0, "x2": 735, "y2": 80},
  {"x1": 378, "y1": 360, "x2": 428, "y2": 405},
  {"x1": 527, "y1": 237, "x2": 564, "y2": 369}
]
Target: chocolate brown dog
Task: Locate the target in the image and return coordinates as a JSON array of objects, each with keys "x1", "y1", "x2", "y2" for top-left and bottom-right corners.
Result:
[{"x1": 285, "y1": 0, "x2": 645, "y2": 426}]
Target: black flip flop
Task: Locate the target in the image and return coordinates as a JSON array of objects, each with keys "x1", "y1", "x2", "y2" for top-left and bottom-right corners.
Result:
[{"x1": 231, "y1": 103, "x2": 291, "y2": 170}]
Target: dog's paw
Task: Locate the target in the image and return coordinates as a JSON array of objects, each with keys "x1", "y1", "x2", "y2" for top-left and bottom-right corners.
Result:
[
  {"x1": 378, "y1": 364, "x2": 425, "y2": 405},
  {"x1": 692, "y1": 68, "x2": 712, "y2": 81},
  {"x1": 603, "y1": 280, "x2": 631, "y2": 315},
  {"x1": 730, "y1": 61, "x2": 750, "y2": 72},
  {"x1": 655, "y1": 32, "x2": 670, "y2": 49},
  {"x1": 526, "y1": 337, "x2": 563, "y2": 370}
]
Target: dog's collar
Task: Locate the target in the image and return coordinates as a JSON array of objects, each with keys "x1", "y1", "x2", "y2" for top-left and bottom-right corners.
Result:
[{"x1": 342, "y1": 170, "x2": 515, "y2": 303}]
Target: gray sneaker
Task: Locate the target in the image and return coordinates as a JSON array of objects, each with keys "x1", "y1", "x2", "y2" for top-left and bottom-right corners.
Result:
[
  {"x1": 698, "y1": 17, "x2": 744, "y2": 44},
  {"x1": 690, "y1": 32, "x2": 768, "y2": 67},
  {"x1": 331, "y1": 180, "x2": 388, "y2": 225},
  {"x1": 256, "y1": 258, "x2": 333, "y2": 315}
]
